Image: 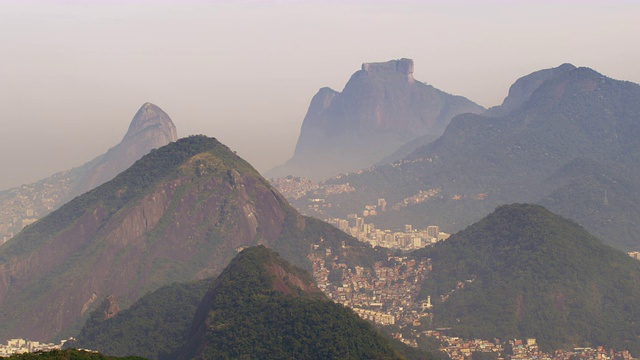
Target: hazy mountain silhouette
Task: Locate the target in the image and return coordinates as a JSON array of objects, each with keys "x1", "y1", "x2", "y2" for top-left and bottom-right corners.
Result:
[
  {"x1": 0, "y1": 103, "x2": 177, "y2": 243},
  {"x1": 267, "y1": 58, "x2": 484, "y2": 180},
  {"x1": 317, "y1": 64, "x2": 640, "y2": 250}
]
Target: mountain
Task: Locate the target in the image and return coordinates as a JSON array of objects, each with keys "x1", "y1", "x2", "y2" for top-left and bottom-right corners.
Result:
[
  {"x1": 484, "y1": 63, "x2": 576, "y2": 117},
  {"x1": 0, "y1": 135, "x2": 379, "y2": 342},
  {"x1": 375, "y1": 133, "x2": 440, "y2": 165},
  {"x1": 412, "y1": 204, "x2": 640, "y2": 354},
  {"x1": 314, "y1": 64, "x2": 640, "y2": 250},
  {"x1": 74, "y1": 102, "x2": 179, "y2": 194},
  {"x1": 267, "y1": 58, "x2": 485, "y2": 181},
  {"x1": 0, "y1": 102, "x2": 177, "y2": 244},
  {"x1": 74, "y1": 246, "x2": 402, "y2": 360},
  {"x1": 73, "y1": 278, "x2": 215, "y2": 360}
]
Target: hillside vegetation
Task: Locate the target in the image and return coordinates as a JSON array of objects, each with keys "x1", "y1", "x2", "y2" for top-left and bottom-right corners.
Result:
[
  {"x1": 414, "y1": 204, "x2": 640, "y2": 354},
  {"x1": 76, "y1": 246, "x2": 403, "y2": 360}
]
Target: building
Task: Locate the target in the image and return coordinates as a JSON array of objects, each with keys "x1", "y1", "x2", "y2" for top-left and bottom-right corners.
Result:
[{"x1": 427, "y1": 226, "x2": 439, "y2": 238}]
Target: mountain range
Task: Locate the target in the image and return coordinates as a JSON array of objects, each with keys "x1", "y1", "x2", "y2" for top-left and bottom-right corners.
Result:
[
  {"x1": 72, "y1": 204, "x2": 640, "y2": 358},
  {"x1": 0, "y1": 103, "x2": 177, "y2": 244},
  {"x1": 313, "y1": 63, "x2": 640, "y2": 250},
  {"x1": 1, "y1": 130, "x2": 639, "y2": 357},
  {"x1": 2, "y1": 60, "x2": 640, "y2": 358},
  {"x1": 267, "y1": 58, "x2": 484, "y2": 180},
  {"x1": 0, "y1": 135, "x2": 379, "y2": 342}
]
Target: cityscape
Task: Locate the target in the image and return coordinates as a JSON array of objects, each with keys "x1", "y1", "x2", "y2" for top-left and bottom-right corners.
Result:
[
  {"x1": 308, "y1": 236, "x2": 639, "y2": 360},
  {"x1": 0, "y1": 338, "x2": 68, "y2": 357}
]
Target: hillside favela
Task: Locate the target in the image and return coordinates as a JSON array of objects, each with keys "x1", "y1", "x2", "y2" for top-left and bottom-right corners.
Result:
[{"x1": 2, "y1": 2, "x2": 640, "y2": 360}]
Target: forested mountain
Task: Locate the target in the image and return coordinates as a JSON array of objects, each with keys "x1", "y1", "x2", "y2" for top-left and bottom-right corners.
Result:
[
  {"x1": 0, "y1": 103, "x2": 177, "y2": 243},
  {"x1": 413, "y1": 204, "x2": 640, "y2": 354},
  {"x1": 75, "y1": 246, "x2": 403, "y2": 360},
  {"x1": 0, "y1": 135, "x2": 378, "y2": 342},
  {"x1": 72, "y1": 278, "x2": 215, "y2": 360},
  {"x1": 267, "y1": 58, "x2": 484, "y2": 180},
  {"x1": 317, "y1": 64, "x2": 640, "y2": 250}
]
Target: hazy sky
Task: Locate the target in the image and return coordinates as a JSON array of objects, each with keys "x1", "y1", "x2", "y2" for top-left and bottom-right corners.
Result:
[{"x1": 1, "y1": 0, "x2": 639, "y2": 190}]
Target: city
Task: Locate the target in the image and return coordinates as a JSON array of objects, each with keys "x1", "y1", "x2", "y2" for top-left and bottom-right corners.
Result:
[
  {"x1": 0, "y1": 338, "x2": 68, "y2": 357},
  {"x1": 308, "y1": 238, "x2": 639, "y2": 360}
]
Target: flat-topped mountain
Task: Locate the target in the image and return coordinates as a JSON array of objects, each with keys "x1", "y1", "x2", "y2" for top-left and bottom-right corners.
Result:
[
  {"x1": 267, "y1": 58, "x2": 484, "y2": 180},
  {"x1": 317, "y1": 64, "x2": 640, "y2": 250},
  {"x1": 414, "y1": 204, "x2": 640, "y2": 354},
  {"x1": 0, "y1": 102, "x2": 177, "y2": 244},
  {"x1": 0, "y1": 135, "x2": 377, "y2": 342}
]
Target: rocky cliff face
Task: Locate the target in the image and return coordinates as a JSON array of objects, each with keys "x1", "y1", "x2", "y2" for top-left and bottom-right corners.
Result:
[
  {"x1": 0, "y1": 103, "x2": 177, "y2": 245},
  {"x1": 267, "y1": 58, "x2": 484, "y2": 180},
  {"x1": 0, "y1": 136, "x2": 301, "y2": 342}
]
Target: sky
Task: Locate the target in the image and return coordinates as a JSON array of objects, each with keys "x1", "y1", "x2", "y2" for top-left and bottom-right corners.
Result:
[{"x1": 1, "y1": 0, "x2": 639, "y2": 190}]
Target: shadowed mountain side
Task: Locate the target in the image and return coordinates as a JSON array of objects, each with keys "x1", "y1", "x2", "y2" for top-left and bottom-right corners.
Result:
[{"x1": 376, "y1": 133, "x2": 440, "y2": 165}]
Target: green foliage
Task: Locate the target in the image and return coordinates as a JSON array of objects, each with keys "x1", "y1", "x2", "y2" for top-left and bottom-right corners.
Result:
[
  {"x1": 182, "y1": 246, "x2": 402, "y2": 360},
  {"x1": 471, "y1": 351, "x2": 498, "y2": 360},
  {"x1": 74, "y1": 246, "x2": 402, "y2": 360},
  {"x1": 376, "y1": 325, "x2": 449, "y2": 360},
  {"x1": 74, "y1": 278, "x2": 215, "y2": 360},
  {"x1": 414, "y1": 204, "x2": 640, "y2": 353},
  {"x1": 328, "y1": 268, "x2": 344, "y2": 286},
  {"x1": 3, "y1": 349, "x2": 146, "y2": 359}
]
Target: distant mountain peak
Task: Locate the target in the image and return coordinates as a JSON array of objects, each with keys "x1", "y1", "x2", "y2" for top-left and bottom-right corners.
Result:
[
  {"x1": 362, "y1": 58, "x2": 414, "y2": 80},
  {"x1": 267, "y1": 58, "x2": 484, "y2": 180},
  {"x1": 123, "y1": 102, "x2": 177, "y2": 142},
  {"x1": 0, "y1": 103, "x2": 178, "y2": 243},
  {"x1": 485, "y1": 63, "x2": 577, "y2": 116},
  {"x1": 73, "y1": 102, "x2": 178, "y2": 193}
]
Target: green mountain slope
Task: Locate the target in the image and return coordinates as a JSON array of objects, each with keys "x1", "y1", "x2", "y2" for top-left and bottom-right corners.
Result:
[
  {"x1": 0, "y1": 135, "x2": 379, "y2": 342},
  {"x1": 72, "y1": 278, "x2": 214, "y2": 360},
  {"x1": 414, "y1": 204, "x2": 640, "y2": 353},
  {"x1": 75, "y1": 246, "x2": 403, "y2": 360}
]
